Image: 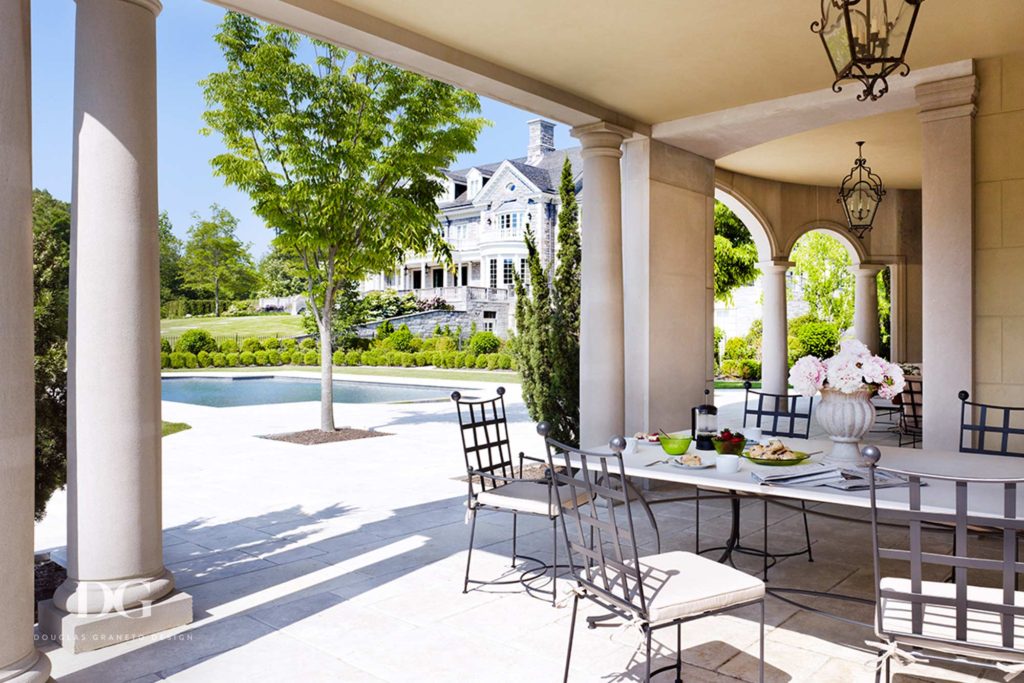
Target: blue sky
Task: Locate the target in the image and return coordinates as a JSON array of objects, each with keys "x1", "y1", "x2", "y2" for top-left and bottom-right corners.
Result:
[{"x1": 30, "y1": 0, "x2": 573, "y2": 258}]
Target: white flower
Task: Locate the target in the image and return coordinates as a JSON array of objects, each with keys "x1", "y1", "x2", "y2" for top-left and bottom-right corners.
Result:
[
  {"x1": 825, "y1": 354, "x2": 868, "y2": 394},
  {"x1": 877, "y1": 363, "x2": 906, "y2": 400},
  {"x1": 861, "y1": 355, "x2": 889, "y2": 385},
  {"x1": 789, "y1": 355, "x2": 826, "y2": 397},
  {"x1": 838, "y1": 339, "x2": 871, "y2": 359}
]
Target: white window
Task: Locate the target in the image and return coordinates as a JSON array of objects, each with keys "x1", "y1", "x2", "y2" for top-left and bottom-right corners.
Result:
[
  {"x1": 483, "y1": 310, "x2": 496, "y2": 332},
  {"x1": 503, "y1": 258, "x2": 514, "y2": 285},
  {"x1": 498, "y1": 212, "x2": 522, "y2": 237}
]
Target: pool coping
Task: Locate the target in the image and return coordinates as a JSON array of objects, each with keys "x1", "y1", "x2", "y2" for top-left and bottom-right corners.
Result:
[{"x1": 160, "y1": 369, "x2": 509, "y2": 394}]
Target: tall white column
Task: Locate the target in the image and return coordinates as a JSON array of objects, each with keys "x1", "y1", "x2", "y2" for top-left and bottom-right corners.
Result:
[
  {"x1": 760, "y1": 261, "x2": 792, "y2": 396},
  {"x1": 916, "y1": 75, "x2": 977, "y2": 450},
  {"x1": 850, "y1": 264, "x2": 884, "y2": 354},
  {"x1": 572, "y1": 122, "x2": 630, "y2": 446},
  {"x1": 0, "y1": 2, "x2": 53, "y2": 681},
  {"x1": 40, "y1": 0, "x2": 192, "y2": 652}
]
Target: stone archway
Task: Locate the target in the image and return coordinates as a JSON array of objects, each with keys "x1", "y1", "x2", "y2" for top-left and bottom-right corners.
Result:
[{"x1": 784, "y1": 220, "x2": 867, "y2": 266}]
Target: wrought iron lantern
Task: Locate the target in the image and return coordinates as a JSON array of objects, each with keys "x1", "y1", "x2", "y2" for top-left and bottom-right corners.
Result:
[
  {"x1": 838, "y1": 141, "x2": 885, "y2": 239},
  {"x1": 811, "y1": 0, "x2": 923, "y2": 101}
]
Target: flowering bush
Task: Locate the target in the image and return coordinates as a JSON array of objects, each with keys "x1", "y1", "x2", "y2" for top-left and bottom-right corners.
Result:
[{"x1": 789, "y1": 339, "x2": 906, "y2": 400}]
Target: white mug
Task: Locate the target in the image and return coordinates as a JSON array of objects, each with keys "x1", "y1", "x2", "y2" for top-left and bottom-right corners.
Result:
[
  {"x1": 623, "y1": 437, "x2": 638, "y2": 454},
  {"x1": 716, "y1": 453, "x2": 741, "y2": 474}
]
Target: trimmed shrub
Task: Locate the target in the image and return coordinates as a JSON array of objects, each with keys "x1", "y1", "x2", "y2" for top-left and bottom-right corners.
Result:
[
  {"x1": 160, "y1": 352, "x2": 171, "y2": 368},
  {"x1": 463, "y1": 353, "x2": 476, "y2": 369},
  {"x1": 169, "y1": 352, "x2": 185, "y2": 369},
  {"x1": 345, "y1": 350, "x2": 361, "y2": 366},
  {"x1": 409, "y1": 337, "x2": 423, "y2": 352},
  {"x1": 175, "y1": 329, "x2": 218, "y2": 355},
  {"x1": 387, "y1": 324, "x2": 414, "y2": 352},
  {"x1": 262, "y1": 337, "x2": 280, "y2": 350},
  {"x1": 454, "y1": 351, "x2": 467, "y2": 369},
  {"x1": 197, "y1": 350, "x2": 211, "y2": 368},
  {"x1": 797, "y1": 321, "x2": 840, "y2": 359},
  {"x1": 254, "y1": 351, "x2": 269, "y2": 366},
  {"x1": 279, "y1": 350, "x2": 292, "y2": 364},
  {"x1": 280, "y1": 338, "x2": 297, "y2": 352},
  {"x1": 720, "y1": 359, "x2": 762, "y2": 380},
  {"x1": 239, "y1": 351, "x2": 255, "y2": 366},
  {"x1": 475, "y1": 354, "x2": 489, "y2": 369},
  {"x1": 300, "y1": 338, "x2": 317, "y2": 350},
  {"x1": 160, "y1": 338, "x2": 172, "y2": 354},
  {"x1": 497, "y1": 354, "x2": 513, "y2": 370},
  {"x1": 303, "y1": 350, "x2": 318, "y2": 365},
  {"x1": 414, "y1": 352, "x2": 428, "y2": 367},
  {"x1": 468, "y1": 331, "x2": 501, "y2": 355},
  {"x1": 226, "y1": 352, "x2": 240, "y2": 367},
  {"x1": 212, "y1": 352, "x2": 227, "y2": 368},
  {"x1": 723, "y1": 337, "x2": 755, "y2": 361},
  {"x1": 241, "y1": 337, "x2": 263, "y2": 354},
  {"x1": 220, "y1": 339, "x2": 239, "y2": 354},
  {"x1": 183, "y1": 352, "x2": 198, "y2": 369},
  {"x1": 486, "y1": 354, "x2": 500, "y2": 370},
  {"x1": 268, "y1": 350, "x2": 281, "y2": 365},
  {"x1": 443, "y1": 351, "x2": 458, "y2": 368},
  {"x1": 332, "y1": 350, "x2": 344, "y2": 365}
]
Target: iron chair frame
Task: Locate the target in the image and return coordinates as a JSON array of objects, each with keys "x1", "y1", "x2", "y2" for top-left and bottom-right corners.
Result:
[
  {"x1": 898, "y1": 377, "x2": 923, "y2": 448},
  {"x1": 691, "y1": 383, "x2": 814, "y2": 579},
  {"x1": 452, "y1": 387, "x2": 562, "y2": 605},
  {"x1": 959, "y1": 390, "x2": 1024, "y2": 457},
  {"x1": 866, "y1": 451, "x2": 1024, "y2": 682},
  {"x1": 541, "y1": 422, "x2": 765, "y2": 683}
]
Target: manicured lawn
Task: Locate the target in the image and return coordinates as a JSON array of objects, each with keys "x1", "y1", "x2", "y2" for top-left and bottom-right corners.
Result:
[
  {"x1": 160, "y1": 315, "x2": 307, "y2": 339},
  {"x1": 162, "y1": 365, "x2": 520, "y2": 384},
  {"x1": 714, "y1": 380, "x2": 762, "y2": 389},
  {"x1": 161, "y1": 421, "x2": 191, "y2": 437}
]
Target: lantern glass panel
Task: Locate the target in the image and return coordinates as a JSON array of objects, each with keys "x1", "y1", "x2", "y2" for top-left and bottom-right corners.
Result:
[{"x1": 822, "y1": 8, "x2": 852, "y2": 72}]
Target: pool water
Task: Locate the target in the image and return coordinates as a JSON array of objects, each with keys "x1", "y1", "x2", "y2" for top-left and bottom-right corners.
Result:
[{"x1": 161, "y1": 376, "x2": 453, "y2": 407}]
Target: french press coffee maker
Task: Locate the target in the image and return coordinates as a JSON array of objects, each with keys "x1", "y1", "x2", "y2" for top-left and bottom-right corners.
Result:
[{"x1": 691, "y1": 389, "x2": 718, "y2": 451}]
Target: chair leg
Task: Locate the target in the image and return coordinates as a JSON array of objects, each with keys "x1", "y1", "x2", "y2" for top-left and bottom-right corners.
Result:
[
  {"x1": 801, "y1": 500, "x2": 814, "y2": 562},
  {"x1": 763, "y1": 498, "x2": 769, "y2": 581},
  {"x1": 695, "y1": 487, "x2": 701, "y2": 555},
  {"x1": 551, "y1": 518, "x2": 558, "y2": 607},
  {"x1": 511, "y1": 512, "x2": 518, "y2": 568},
  {"x1": 644, "y1": 626, "x2": 653, "y2": 682},
  {"x1": 675, "y1": 622, "x2": 682, "y2": 683},
  {"x1": 463, "y1": 506, "x2": 477, "y2": 594},
  {"x1": 562, "y1": 594, "x2": 579, "y2": 683},
  {"x1": 759, "y1": 600, "x2": 765, "y2": 683}
]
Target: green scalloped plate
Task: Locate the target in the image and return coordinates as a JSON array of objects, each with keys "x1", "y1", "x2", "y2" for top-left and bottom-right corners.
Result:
[{"x1": 741, "y1": 450, "x2": 811, "y2": 466}]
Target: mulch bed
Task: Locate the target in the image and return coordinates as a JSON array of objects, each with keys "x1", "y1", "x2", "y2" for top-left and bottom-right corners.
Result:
[
  {"x1": 259, "y1": 427, "x2": 389, "y2": 445},
  {"x1": 35, "y1": 560, "x2": 66, "y2": 621}
]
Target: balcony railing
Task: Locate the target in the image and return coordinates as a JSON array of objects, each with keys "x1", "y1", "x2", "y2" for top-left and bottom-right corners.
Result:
[{"x1": 397, "y1": 286, "x2": 510, "y2": 303}]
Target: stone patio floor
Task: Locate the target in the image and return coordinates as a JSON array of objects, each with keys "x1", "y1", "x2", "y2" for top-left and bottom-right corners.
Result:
[{"x1": 33, "y1": 374, "x2": 1004, "y2": 682}]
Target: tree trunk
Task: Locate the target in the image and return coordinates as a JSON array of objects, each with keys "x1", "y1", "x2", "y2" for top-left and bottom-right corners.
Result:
[
  {"x1": 214, "y1": 278, "x2": 220, "y2": 317},
  {"x1": 318, "y1": 309, "x2": 335, "y2": 432}
]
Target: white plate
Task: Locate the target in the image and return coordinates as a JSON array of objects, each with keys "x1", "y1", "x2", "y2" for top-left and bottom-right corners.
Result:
[{"x1": 671, "y1": 456, "x2": 715, "y2": 469}]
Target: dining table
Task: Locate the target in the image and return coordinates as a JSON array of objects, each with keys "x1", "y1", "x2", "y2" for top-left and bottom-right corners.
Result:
[{"x1": 573, "y1": 434, "x2": 1024, "y2": 627}]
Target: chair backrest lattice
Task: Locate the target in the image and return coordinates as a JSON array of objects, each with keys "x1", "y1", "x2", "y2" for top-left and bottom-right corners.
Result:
[
  {"x1": 959, "y1": 390, "x2": 1024, "y2": 458},
  {"x1": 542, "y1": 427, "x2": 659, "y2": 620},
  {"x1": 902, "y1": 377, "x2": 924, "y2": 433},
  {"x1": 451, "y1": 388, "x2": 515, "y2": 491},
  {"x1": 742, "y1": 381, "x2": 814, "y2": 439},
  {"x1": 869, "y1": 460, "x2": 1024, "y2": 658}
]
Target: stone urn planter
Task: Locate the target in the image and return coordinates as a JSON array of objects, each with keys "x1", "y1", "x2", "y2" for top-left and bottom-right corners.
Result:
[{"x1": 817, "y1": 388, "x2": 876, "y2": 466}]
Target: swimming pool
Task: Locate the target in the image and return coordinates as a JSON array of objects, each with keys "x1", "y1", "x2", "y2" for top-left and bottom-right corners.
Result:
[{"x1": 161, "y1": 376, "x2": 455, "y2": 407}]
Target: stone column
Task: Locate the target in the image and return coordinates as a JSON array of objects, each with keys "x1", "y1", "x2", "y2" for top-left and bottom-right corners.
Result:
[
  {"x1": 572, "y1": 122, "x2": 630, "y2": 446},
  {"x1": 39, "y1": 0, "x2": 192, "y2": 652},
  {"x1": 850, "y1": 264, "x2": 884, "y2": 354},
  {"x1": 916, "y1": 75, "x2": 978, "y2": 450},
  {"x1": 760, "y1": 261, "x2": 792, "y2": 397},
  {"x1": 0, "y1": 2, "x2": 53, "y2": 681}
]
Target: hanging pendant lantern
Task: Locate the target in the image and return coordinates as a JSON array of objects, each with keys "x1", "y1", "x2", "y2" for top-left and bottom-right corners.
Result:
[
  {"x1": 838, "y1": 141, "x2": 885, "y2": 239},
  {"x1": 811, "y1": 0, "x2": 924, "y2": 102}
]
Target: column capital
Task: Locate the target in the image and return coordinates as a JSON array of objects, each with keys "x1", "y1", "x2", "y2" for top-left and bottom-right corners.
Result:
[
  {"x1": 759, "y1": 260, "x2": 794, "y2": 273},
  {"x1": 571, "y1": 121, "x2": 632, "y2": 159},
  {"x1": 78, "y1": 0, "x2": 163, "y2": 15},
  {"x1": 916, "y1": 74, "x2": 977, "y2": 123},
  {"x1": 848, "y1": 263, "x2": 886, "y2": 277}
]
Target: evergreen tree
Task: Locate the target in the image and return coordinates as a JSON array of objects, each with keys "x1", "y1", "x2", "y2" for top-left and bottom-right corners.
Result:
[{"x1": 512, "y1": 227, "x2": 553, "y2": 430}]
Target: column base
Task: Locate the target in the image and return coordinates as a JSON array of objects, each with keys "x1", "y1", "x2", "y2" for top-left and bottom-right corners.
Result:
[
  {"x1": 37, "y1": 591, "x2": 193, "y2": 654},
  {"x1": 0, "y1": 650, "x2": 51, "y2": 683}
]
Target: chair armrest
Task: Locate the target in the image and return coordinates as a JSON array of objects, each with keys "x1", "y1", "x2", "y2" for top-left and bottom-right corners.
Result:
[{"x1": 469, "y1": 469, "x2": 549, "y2": 486}]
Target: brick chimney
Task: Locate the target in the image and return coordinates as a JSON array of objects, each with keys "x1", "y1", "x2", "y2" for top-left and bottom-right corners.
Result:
[{"x1": 526, "y1": 119, "x2": 555, "y2": 165}]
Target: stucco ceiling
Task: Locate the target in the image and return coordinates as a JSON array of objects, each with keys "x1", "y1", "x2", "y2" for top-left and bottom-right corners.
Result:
[
  {"x1": 323, "y1": 0, "x2": 1023, "y2": 125},
  {"x1": 718, "y1": 108, "x2": 923, "y2": 189}
]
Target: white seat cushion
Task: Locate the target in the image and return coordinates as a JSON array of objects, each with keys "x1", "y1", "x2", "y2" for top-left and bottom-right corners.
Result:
[
  {"x1": 880, "y1": 577, "x2": 1024, "y2": 663},
  {"x1": 475, "y1": 481, "x2": 592, "y2": 517},
  {"x1": 583, "y1": 550, "x2": 764, "y2": 625}
]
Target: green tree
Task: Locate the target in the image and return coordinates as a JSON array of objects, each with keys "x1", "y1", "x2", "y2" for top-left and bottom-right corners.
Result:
[
  {"x1": 32, "y1": 190, "x2": 71, "y2": 520},
  {"x1": 713, "y1": 201, "x2": 760, "y2": 304},
  {"x1": 158, "y1": 211, "x2": 184, "y2": 303},
  {"x1": 788, "y1": 232, "x2": 855, "y2": 331},
  {"x1": 201, "y1": 13, "x2": 486, "y2": 430},
  {"x1": 180, "y1": 204, "x2": 258, "y2": 315},
  {"x1": 511, "y1": 227, "x2": 554, "y2": 434},
  {"x1": 257, "y1": 244, "x2": 306, "y2": 297},
  {"x1": 878, "y1": 267, "x2": 892, "y2": 359}
]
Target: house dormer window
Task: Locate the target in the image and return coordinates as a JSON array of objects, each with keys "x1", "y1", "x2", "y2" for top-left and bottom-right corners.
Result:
[{"x1": 468, "y1": 177, "x2": 481, "y2": 197}]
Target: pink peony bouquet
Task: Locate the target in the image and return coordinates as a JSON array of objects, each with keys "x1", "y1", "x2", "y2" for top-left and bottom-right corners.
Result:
[{"x1": 789, "y1": 340, "x2": 906, "y2": 400}]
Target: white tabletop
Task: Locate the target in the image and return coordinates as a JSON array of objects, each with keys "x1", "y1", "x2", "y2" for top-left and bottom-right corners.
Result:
[{"x1": 579, "y1": 437, "x2": 1024, "y2": 518}]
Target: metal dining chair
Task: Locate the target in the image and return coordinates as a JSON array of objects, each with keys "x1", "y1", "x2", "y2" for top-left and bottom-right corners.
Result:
[
  {"x1": 898, "y1": 377, "x2": 923, "y2": 448},
  {"x1": 958, "y1": 390, "x2": 1024, "y2": 457},
  {"x1": 452, "y1": 387, "x2": 589, "y2": 605},
  {"x1": 864, "y1": 446, "x2": 1024, "y2": 682},
  {"x1": 540, "y1": 422, "x2": 765, "y2": 683}
]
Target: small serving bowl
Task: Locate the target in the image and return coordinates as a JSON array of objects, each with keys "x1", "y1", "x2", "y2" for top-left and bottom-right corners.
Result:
[
  {"x1": 712, "y1": 437, "x2": 747, "y2": 455},
  {"x1": 659, "y1": 434, "x2": 693, "y2": 455}
]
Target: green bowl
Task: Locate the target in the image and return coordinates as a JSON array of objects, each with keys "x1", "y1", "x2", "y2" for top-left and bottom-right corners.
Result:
[
  {"x1": 659, "y1": 435, "x2": 693, "y2": 455},
  {"x1": 712, "y1": 437, "x2": 747, "y2": 455}
]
